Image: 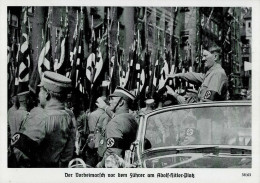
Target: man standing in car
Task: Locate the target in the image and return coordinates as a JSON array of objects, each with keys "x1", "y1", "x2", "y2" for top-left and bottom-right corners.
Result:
[
  {"x1": 168, "y1": 46, "x2": 228, "y2": 102},
  {"x1": 96, "y1": 86, "x2": 138, "y2": 168}
]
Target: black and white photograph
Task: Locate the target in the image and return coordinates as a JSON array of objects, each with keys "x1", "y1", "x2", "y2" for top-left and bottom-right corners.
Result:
[{"x1": 1, "y1": 0, "x2": 260, "y2": 183}]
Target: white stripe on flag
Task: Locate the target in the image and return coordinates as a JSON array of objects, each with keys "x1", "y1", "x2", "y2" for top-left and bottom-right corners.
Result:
[
  {"x1": 136, "y1": 63, "x2": 140, "y2": 70},
  {"x1": 78, "y1": 46, "x2": 81, "y2": 54},
  {"x1": 43, "y1": 58, "x2": 50, "y2": 70},
  {"x1": 76, "y1": 70, "x2": 79, "y2": 86},
  {"x1": 77, "y1": 58, "x2": 80, "y2": 65},
  {"x1": 21, "y1": 33, "x2": 29, "y2": 53},
  {"x1": 130, "y1": 59, "x2": 133, "y2": 66}
]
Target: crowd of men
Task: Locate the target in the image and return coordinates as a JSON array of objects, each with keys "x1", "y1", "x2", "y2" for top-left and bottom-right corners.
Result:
[{"x1": 7, "y1": 46, "x2": 249, "y2": 168}]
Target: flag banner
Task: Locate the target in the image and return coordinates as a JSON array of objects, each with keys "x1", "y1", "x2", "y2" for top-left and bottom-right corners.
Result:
[
  {"x1": 158, "y1": 59, "x2": 169, "y2": 91},
  {"x1": 109, "y1": 49, "x2": 120, "y2": 93},
  {"x1": 86, "y1": 53, "x2": 96, "y2": 87},
  {"x1": 54, "y1": 8, "x2": 69, "y2": 75},
  {"x1": 86, "y1": 14, "x2": 109, "y2": 111},
  {"x1": 70, "y1": 10, "x2": 86, "y2": 94},
  {"x1": 7, "y1": 23, "x2": 18, "y2": 97},
  {"x1": 66, "y1": 12, "x2": 79, "y2": 78},
  {"x1": 38, "y1": 9, "x2": 53, "y2": 77},
  {"x1": 29, "y1": 7, "x2": 53, "y2": 94},
  {"x1": 7, "y1": 6, "x2": 252, "y2": 114},
  {"x1": 86, "y1": 14, "x2": 97, "y2": 89},
  {"x1": 125, "y1": 47, "x2": 134, "y2": 91},
  {"x1": 93, "y1": 28, "x2": 108, "y2": 86},
  {"x1": 121, "y1": 61, "x2": 130, "y2": 88},
  {"x1": 119, "y1": 49, "x2": 132, "y2": 89},
  {"x1": 17, "y1": 7, "x2": 31, "y2": 93}
]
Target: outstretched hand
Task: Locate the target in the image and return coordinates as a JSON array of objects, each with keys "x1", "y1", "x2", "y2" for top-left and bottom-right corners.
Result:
[{"x1": 167, "y1": 73, "x2": 179, "y2": 79}]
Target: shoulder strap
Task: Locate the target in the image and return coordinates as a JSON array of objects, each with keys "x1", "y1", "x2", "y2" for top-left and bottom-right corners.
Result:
[{"x1": 19, "y1": 112, "x2": 30, "y2": 131}]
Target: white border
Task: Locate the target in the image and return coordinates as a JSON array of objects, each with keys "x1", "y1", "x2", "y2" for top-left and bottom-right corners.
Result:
[{"x1": 1, "y1": 0, "x2": 260, "y2": 183}]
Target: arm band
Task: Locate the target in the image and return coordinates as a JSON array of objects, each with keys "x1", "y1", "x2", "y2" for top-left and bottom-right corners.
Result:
[{"x1": 11, "y1": 132, "x2": 39, "y2": 162}]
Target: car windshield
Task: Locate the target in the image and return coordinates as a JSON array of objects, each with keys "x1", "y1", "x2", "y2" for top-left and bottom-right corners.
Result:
[{"x1": 144, "y1": 105, "x2": 251, "y2": 150}]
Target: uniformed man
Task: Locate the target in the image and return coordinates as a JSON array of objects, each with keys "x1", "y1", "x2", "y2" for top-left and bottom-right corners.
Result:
[
  {"x1": 27, "y1": 90, "x2": 45, "y2": 118},
  {"x1": 168, "y1": 46, "x2": 228, "y2": 102},
  {"x1": 88, "y1": 97, "x2": 108, "y2": 135},
  {"x1": 8, "y1": 93, "x2": 28, "y2": 167},
  {"x1": 8, "y1": 95, "x2": 19, "y2": 143},
  {"x1": 8, "y1": 95, "x2": 19, "y2": 113},
  {"x1": 96, "y1": 86, "x2": 138, "y2": 168},
  {"x1": 93, "y1": 97, "x2": 114, "y2": 163},
  {"x1": 82, "y1": 96, "x2": 108, "y2": 166},
  {"x1": 95, "y1": 111, "x2": 111, "y2": 161},
  {"x1": 8, "y1": 91, "x2": 30, "y2": 137},
  {"x1": 11, "y1": 71, "x2": 76, "y2": 167}
]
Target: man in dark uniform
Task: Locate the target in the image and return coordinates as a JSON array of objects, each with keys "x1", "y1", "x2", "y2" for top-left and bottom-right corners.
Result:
[
  {"x1": 11, "y1": 71, "x2": 76, "y2": 167},
  {"x1": 8, "y1": 95, "x2": 19, "y2": 147},
  {"x1": 96, "y1": 86, "x2": 138, "y2": 168},
  {"x1": 168, "y1": 46, "x2": 228, "y2": 102},
  {"x1": 94, "y1": 97, "x2": 114, "y2": 164}
]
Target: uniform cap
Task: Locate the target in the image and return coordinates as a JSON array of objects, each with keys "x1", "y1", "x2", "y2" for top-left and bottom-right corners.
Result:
[
  {"x1": 109, "y1": 86, "x2": 135, "y2": 102},
  {"x1": 38, "y1": 71, "x2": 72, "y2": 93},
  {"x1": 17, "y1": 91, "x2": 29, "y2": 102}
]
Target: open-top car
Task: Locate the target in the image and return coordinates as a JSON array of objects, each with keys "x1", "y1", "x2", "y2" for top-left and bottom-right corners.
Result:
[{"x1": 126, "y1": 101, "x2": 251, "y2": 168}]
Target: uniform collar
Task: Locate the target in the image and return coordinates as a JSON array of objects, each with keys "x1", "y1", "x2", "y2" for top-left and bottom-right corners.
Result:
[
  {"x1": 205, "y1": 63, "x2": 221, "y2": 77},
  {"x1": 45, "y1": 99, "x2": 65, "y2": 110},
  {"x1": 115, "y1": 107, "x2": 128, "y2": 115},
  {"x1": 18, "y1": 106, "x2": 27, "y2": 111}
]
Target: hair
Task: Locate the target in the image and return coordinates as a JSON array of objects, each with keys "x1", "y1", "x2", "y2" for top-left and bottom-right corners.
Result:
[
  {"x1": 209, "y1": 46, "x2": 221, "y2": 54},
  {"x1": 208, "y1": 46, "x2": 222, "y2": 62},
  {"x1": 27, "y1": 91, "x2": 39, "y2": 111},
  {"x1": 42, "y1": 86, "x2": 67, "y2": 103}
]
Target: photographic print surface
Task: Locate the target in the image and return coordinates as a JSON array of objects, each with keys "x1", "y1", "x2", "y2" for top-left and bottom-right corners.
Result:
[{"x1": 7, "y1": 6, "x2": 252, "y2": 169}]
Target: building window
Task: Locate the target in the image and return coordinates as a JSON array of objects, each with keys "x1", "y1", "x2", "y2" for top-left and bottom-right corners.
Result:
[{"x1": 248, "y1": 22, "x2": 251, "y2": 28}]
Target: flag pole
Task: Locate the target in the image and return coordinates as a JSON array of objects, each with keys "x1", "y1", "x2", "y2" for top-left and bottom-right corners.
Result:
[{"x1": 107, "y1": 8, "x2": 112, "y2": 94}]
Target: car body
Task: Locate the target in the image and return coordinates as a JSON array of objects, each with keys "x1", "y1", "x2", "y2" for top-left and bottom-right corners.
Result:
[{"x1": 126, "y1": 101, "x2": 251, "y2": 168}]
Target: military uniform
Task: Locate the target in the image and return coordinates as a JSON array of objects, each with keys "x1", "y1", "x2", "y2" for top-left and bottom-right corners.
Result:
[
  {"x1": 88, "y1": 108, "x2": 105, "y2": 133},
  {"x1": 178, "y1": 63, "x2": 228, "y2": 101},
  {"x1": 11, "y1": 71, "x2": 75, "y2": 167},
  {"x1": 97, "y1": 87, "x2": 138, "y2": 167},
  {"x1": 95, "y1": 112, "x2": 111, "y2": 159},
  {"x1": 20, "y1": 101, "x2": 76, "y2": 167},
  {"x1": 8, "y1": 92, "x2": 30, "y2": 137},
  {"x1": 82, "y1": 108, "x2": 106, "y2": 166},
  {"x1": 104, "y1": 108, "x2": 138, "y2": 160}
]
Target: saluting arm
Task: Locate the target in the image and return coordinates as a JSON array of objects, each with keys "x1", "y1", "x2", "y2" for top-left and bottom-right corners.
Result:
[
  {"x1": 168, "y1": 72, "x2": 204, "y2": 85},
  {"x1": 178, "y1": 72, "x2": 204, "y2": 85}
]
